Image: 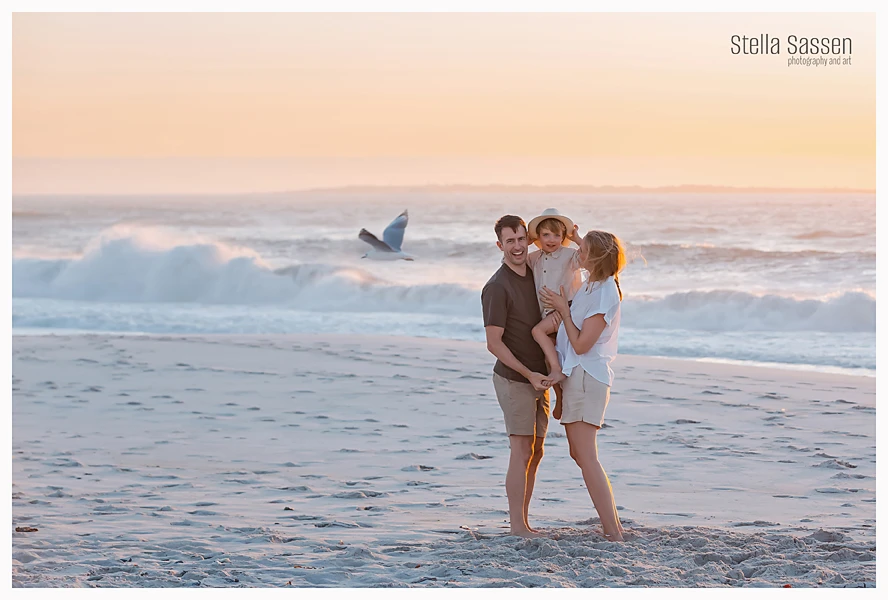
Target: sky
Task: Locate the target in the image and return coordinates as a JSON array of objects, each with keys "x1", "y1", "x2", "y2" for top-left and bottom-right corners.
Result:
[{"x1": 12, "y1": 12, "x2": 875, "y2": 194}]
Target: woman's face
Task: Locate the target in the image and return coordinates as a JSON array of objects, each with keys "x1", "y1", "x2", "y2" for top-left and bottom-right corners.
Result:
[{"x1": 579, "y1": 237, "x2": 598, "y2": 272}]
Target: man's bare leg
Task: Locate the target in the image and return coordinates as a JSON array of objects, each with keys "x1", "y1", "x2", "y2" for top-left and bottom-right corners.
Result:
[
  {"x1": 522, "y1": 435, "x2": 545, "y2": 532},
  {"x1": 505, "y1": 434, "x2": 541, "y2": 538}
]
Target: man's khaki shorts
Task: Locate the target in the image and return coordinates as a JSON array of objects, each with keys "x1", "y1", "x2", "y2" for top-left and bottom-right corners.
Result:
[{"x1": 492, "y1": 373, "x2": 550, "y2": 438}]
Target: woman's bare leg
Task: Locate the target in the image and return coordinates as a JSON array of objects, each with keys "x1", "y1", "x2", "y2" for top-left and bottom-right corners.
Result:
[{"x1": 565, "y1": 421, "x2": 623, "y2": 541}]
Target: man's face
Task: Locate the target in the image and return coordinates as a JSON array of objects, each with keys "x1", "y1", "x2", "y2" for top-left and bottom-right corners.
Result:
[{"x1": 497, "y1": 226, "x2": 528, "y2": 267}]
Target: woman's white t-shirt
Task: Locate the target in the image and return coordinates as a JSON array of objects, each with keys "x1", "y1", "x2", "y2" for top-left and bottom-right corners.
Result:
[{"x1": 556, "y1": 276, "x2": 621, "y2": 387}]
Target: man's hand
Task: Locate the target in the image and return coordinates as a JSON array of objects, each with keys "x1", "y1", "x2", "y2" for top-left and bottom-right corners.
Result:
[{"x1": 527, "y1": 372, "x2": 550, "y2": 392}]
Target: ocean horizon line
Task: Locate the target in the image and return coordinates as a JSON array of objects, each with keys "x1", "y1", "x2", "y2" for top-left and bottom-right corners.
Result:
[{"x1": 12, "y1": 183, "x2": 876, "y2": 198}]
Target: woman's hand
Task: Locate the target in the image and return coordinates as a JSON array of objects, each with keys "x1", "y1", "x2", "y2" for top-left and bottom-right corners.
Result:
[{"x1": 540, "y1": 285, "x2": 570, "y2": 317}]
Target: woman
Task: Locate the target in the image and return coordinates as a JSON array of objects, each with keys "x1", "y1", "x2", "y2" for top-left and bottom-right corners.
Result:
[{"x1": 540, "y1": 230, "x2": 626, "y2": 542}]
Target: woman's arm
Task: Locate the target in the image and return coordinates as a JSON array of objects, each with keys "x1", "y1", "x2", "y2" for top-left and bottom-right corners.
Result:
[
  {"x1": 540, "y1": 285, "x2": 607, "y2": 355},
  {"x1": 559, "y1": 312, "x2": 606, "y2": 356}
]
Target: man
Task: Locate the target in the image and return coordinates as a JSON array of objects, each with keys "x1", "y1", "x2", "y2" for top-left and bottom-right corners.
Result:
[{"x1": 481, "y1": 215, "x2": 551, "y2": 538}]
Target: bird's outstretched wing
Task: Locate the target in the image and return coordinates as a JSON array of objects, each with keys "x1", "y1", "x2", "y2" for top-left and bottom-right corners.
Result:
[
  {"x1": 359, "y1": 228, "x2": 395, "y2": 252},
  {"x1": 382, "y1": 210, "x2": 408, "y2": 252}
]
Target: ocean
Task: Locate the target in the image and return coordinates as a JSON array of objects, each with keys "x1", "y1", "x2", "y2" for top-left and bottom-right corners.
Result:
[{"x1": 11, "y1": 191, "x2": 875, "y2": 375}]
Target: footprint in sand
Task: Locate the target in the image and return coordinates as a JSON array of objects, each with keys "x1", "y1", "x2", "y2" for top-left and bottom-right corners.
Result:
[
  {"x1": 331, "y1": 490, "x2": 387, "y2": 498},
  {"x1": 813, "y1": 459, "x2": 857, "y2": 469}
]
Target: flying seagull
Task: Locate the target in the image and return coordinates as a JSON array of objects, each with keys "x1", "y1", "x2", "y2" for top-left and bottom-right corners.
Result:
[{"x1": 359, "y1": 209, "x2": 415, "y2": 261}]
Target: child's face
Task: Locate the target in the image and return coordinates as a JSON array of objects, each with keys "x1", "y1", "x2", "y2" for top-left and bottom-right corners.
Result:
[{"x1": 538, "y1": 226, "x2": 565, "y2": 253}]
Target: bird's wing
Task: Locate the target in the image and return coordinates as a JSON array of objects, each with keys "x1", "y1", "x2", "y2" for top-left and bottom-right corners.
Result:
[
  {"x1": 382, "y1": 210, "x2": 409, "y2": 252},
  {"x1": 359, "y1": 228, "x2": 395, "y2": 252}
]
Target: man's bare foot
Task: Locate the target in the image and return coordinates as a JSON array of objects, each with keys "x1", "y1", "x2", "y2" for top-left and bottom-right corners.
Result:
[
  {"x1": 510, "y1": 529, "x2": 544, "y2": 538},
  {"x1": 603, "y1": 532, "x2": 625, "y2": 542}
]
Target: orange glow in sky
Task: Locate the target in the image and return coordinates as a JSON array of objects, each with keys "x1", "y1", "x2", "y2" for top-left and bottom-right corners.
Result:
[{"x1": 12, "y1": 13, "x2": 875, "y2": 194}]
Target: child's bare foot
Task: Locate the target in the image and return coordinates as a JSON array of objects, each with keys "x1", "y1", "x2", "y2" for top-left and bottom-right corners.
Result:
[{"x1": 552, "y1": 400, "x2": 562, "y2": 420}]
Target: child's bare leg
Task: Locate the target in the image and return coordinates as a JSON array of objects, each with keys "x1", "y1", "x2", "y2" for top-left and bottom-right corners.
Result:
[
  {"x1": 533, "y1": 314, "x2": 565, "y2": 420},
  {"x1": 547, "y1": 332, "x2": 565, "y2": 419},
  {"x1": 532, "y1": 313, "x2": 561, "y2": 376},
  {"x1": 553, "y1": 384, "x2": 563, "y2": 420}
]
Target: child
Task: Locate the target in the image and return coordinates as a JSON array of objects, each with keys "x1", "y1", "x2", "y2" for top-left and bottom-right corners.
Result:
[{"x1": 527, "y1": 209, "x2": 585, "y2": 420}]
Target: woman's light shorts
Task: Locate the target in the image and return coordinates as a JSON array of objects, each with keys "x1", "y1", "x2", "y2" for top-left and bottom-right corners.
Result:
[{"x1": 560, "y1": 367, "x2": 610, "y2": 428}]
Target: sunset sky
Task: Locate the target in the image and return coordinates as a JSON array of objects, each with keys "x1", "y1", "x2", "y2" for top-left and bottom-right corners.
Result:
[{"x1": 12, "y1": 12, "x2": 875, "y2": 194}]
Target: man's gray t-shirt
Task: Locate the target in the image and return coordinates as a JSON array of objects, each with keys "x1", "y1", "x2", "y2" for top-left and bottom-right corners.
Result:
[{"x1": 481, "y1": 264, "x2": 547, "y2": 383}]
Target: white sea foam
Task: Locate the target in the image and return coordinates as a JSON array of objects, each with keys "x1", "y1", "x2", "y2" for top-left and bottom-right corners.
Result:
[
  {"x1": 13, "y1": 227, "x2": 874, "y2": 334},
  {"x1": 11, "y1": 192, "x2": 875, "y2": 371}
]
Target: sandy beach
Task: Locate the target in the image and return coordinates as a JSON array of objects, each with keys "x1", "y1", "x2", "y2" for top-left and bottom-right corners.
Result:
[{"x1": 11, "y1": 333, "x2": 875, "y2": 587}]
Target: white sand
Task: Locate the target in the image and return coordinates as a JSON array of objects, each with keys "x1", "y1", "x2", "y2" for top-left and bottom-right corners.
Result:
[{"x1": 11, "y1": 334, "x2": 875, "y2": 587}]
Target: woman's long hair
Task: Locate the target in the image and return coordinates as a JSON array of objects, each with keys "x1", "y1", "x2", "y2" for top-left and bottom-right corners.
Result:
[{"x1": 578, "y1": 231, "x2": 627, "y2": 300}]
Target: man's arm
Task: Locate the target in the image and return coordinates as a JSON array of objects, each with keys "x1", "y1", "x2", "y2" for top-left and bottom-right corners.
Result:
[{"x1": 485, "y1": 326, "x2": 548, "y2": 390}]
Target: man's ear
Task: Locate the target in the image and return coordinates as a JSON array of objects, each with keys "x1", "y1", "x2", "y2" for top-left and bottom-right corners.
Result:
[{"x1": 496, "y1": 240, "x2": 503, "y2": 252}]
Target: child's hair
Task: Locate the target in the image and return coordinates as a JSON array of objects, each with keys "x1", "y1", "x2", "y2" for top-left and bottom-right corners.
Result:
[
  {"x1": 536, "y1": 217, "x2": 567, "y2": 240},
  {"x1": 579, "y1": 230, "x2": 626, "y2": 300}
]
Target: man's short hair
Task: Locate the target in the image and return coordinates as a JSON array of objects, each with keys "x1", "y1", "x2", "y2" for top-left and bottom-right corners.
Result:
[{"x1": 495, "y1": 215, "x2": 527, "y2": 241}]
